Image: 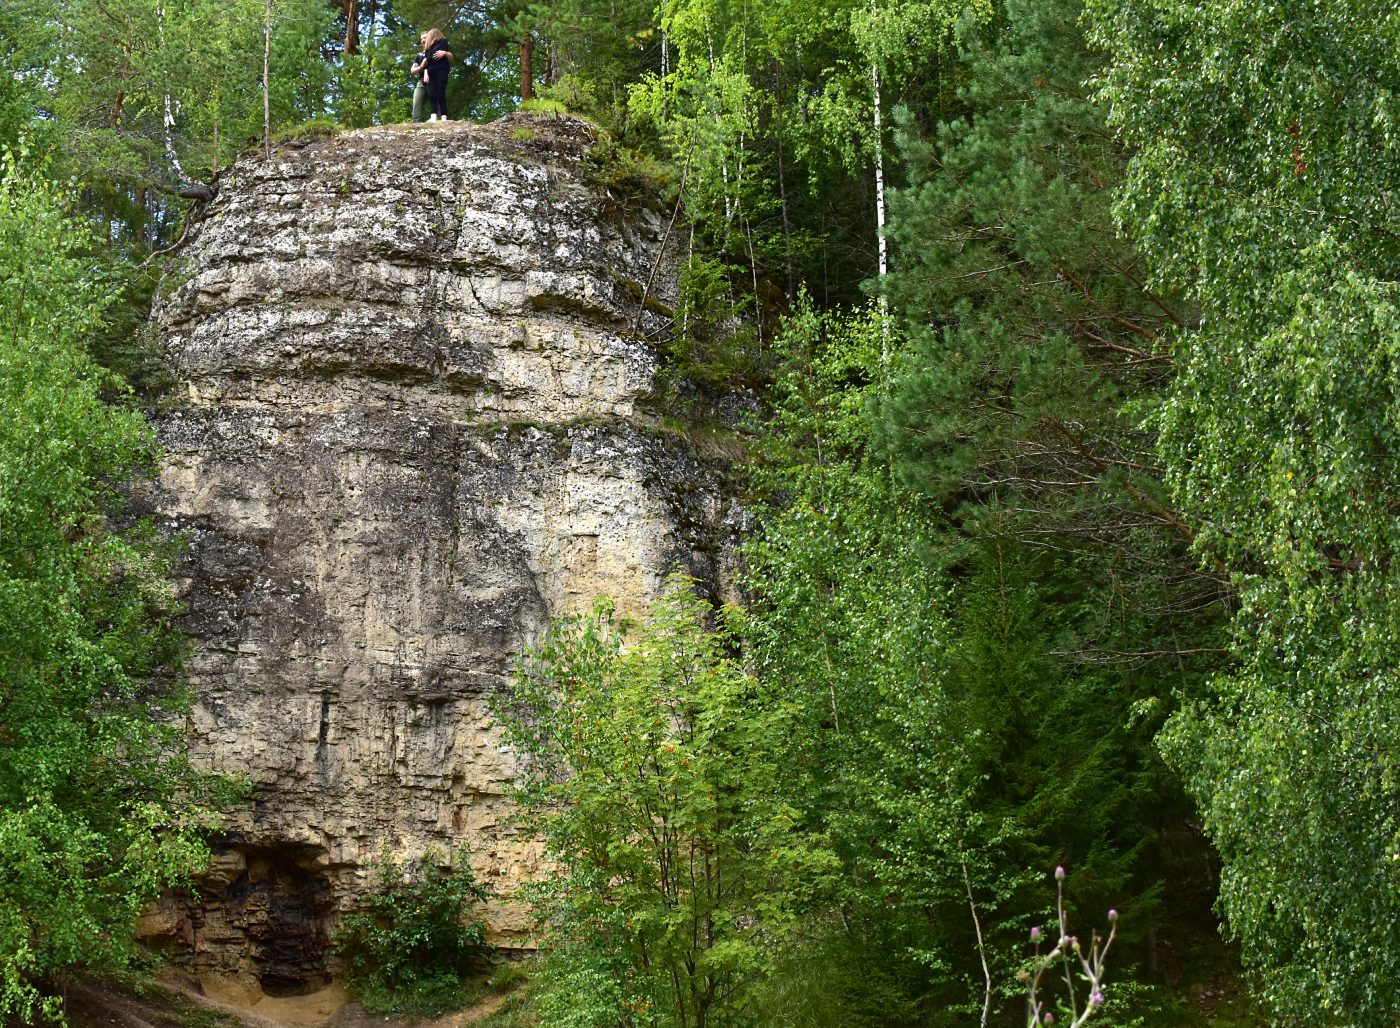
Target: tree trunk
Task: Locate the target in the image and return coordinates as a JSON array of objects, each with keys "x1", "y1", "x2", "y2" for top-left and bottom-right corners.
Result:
[
  {"x1": 343, "y1": 0, "x2": 359, "y2": 56},
  {"x1": 520, "y1": 34, "x2": 533, "y2": 100},
  {"x1": 869, "y1": 0, "x2": 889, "y2": 359},
  {"x1": 264, "y1": 0, "x2": 272, "y2": 159}
]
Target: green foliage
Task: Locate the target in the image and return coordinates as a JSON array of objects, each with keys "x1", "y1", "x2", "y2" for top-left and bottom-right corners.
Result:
[
  {"x1": 84, "y1": 265, "x2": 177, "y2": 401},
  {"x1": 17, "y1": 1, "x2": 330, "y2": 165},
  {"x1": 1087, "y1": 0, "x2": 1400, "y2": 1021},
  {"x1": 518, "y1": 98, "x2": 569, "y2": 117},
  {"x1": 0, "y1": 150, "x2": 221, "y2": 1021},
  {"x1": 655, "y1": 255, "x2": 763, "y2": 392},
  {"x1": 334, "y1": 846, "x2": 489, "y2": 1017},
  {"x1": 741, "y1": 927, "x2": 923, "y2": 1028},
  {"x1": 617, "y1": 0, "x2": 984, "y2": 300},
  {"x1": 521, "y1": 0, "x2": 656, "y2": 131},
  {"x1": 742, "y1": 301, "x2": 1016, "y2": 1017},
  {"x1": 869, "y1": 0, "x2": 1225, "y2": 981},
  {"x1": 584, "y1": 133, "x2": 675, "y2": 213},
  {"x1": 876, "y1": 0, "x2": 1218, "y2": 690},
  {"x1": 494, "y1": 576, "x2": 839, "y2": 1027},
  {"x1": 473, "y1": 956, "x2": 546, "y2": 1028},
  {"x1": 746, "y1": 276, "x2": 1197, "y2": 1017}
]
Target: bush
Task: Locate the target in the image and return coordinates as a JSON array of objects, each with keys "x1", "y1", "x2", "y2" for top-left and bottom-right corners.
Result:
[
  {"x1": 334, "y1": 847, "x2": 489, "y2": 1017},
  {"x1": 493, "y1": 577, "x2": 839, "y2": 1028}
]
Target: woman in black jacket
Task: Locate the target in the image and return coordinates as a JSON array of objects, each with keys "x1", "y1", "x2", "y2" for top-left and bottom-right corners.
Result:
[{"x1": 421, "y1": 28, "x2": 453, "y2": 121}]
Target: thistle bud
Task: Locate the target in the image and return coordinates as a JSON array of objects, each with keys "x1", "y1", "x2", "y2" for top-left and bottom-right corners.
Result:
[
  {"x1": 1090, "y1": 991, "x2": 1104, "y2": 1008},
  {"x1": 1108, "y1": 908, "x2": 1118, "y2": 922},
  {"x1": 1043, "y1": 1013, "x2": 1054, "y2": 1025},
  {"x1": 1030, "y1": 925, "x2": 1041, "y2": 941},
  {"x1": 1055, "y1": 865, "x2": 1066, "y2": 881}
]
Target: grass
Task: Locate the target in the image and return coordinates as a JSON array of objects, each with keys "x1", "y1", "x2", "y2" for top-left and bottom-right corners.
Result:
[
  {"x1": 654, "y1": 416, "x2": 754, "y2": 464},
  {"x1": 471, "y1": 959, "x2": 543, "y2": 1028},
  {"x1": 518, "y1": 99, "x2": 569, "y2": 117},
  {"x1": 269, "y1": 118, "x2": 342, "y2": 147}
]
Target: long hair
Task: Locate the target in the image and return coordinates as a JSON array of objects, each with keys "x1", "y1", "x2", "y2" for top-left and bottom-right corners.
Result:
[{"x1": 423, "y1": 28, "x2": 445, "y2": 47}]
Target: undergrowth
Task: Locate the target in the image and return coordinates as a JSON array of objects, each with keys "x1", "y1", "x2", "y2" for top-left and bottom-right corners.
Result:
[{"x1": 333, "y1": 846, "x2": 489, "y2": 1018}]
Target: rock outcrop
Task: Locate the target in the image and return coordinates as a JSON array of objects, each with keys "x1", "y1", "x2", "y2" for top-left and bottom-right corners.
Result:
[{"x1": 146, "y1": 115, "x2": 741, "y2": 994}]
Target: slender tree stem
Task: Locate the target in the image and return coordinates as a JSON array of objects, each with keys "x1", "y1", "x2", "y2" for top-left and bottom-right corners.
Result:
[
  {"x1": 263, "y1": 0, "x2": 272, "y2": 161},
  {"x1": 961, "y1": 845, "x2": 992, "y2": 1028}
]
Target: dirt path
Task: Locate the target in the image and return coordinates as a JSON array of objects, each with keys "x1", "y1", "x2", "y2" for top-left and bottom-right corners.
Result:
[
  {"x1": 420, "y1": 993, "x2": 510, "y2": 1026},
  {"x1": 65, "y1": 972, "x2": 513, "y2": 1028},
  {"x1": 328, "y1": 992, "x2": 509, "y2": 1027}
]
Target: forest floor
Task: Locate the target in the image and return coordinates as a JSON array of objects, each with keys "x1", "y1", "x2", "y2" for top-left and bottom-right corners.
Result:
[
  {"x1": 61, "y1": 970, "x2": 511, "y2": 1028},
  {"x1": 57, "y1": 944, "x2": 1262, "y2": 1028}
]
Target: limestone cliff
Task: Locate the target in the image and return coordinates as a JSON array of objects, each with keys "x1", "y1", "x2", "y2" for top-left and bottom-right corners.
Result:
[{"x1": 144, "y1": 115, "x2": 742, "y2": 995}]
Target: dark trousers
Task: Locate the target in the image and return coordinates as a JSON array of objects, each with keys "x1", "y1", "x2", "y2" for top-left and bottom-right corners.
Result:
[{"x1": 428, "y1": 82, "x2": 448, "y2": 117}]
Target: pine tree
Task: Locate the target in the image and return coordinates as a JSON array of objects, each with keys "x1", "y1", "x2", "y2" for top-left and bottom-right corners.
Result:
[{"x1": 872, "y1": 0, "x2": 1227, "y2": 981}]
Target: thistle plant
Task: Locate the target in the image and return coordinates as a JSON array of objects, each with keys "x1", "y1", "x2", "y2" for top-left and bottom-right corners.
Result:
[{"x1": 1022, "y1": 867, "x2": 1117, "y2": 1026}]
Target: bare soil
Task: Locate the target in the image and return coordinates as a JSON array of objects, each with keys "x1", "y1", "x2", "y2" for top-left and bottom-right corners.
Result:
[{"x1": 62, "y1": 971, "x2": 509, "y2": 1028}]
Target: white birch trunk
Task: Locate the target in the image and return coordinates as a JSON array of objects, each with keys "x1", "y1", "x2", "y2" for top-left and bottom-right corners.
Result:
[
  {"x1": 264, "y1": 0, "x2": 272, "y2": 160},
  {"x1": 870, "y1": 0, "x2": 890, "y2": 360},
  {"x1": 158, "y1": 1, "x2": 187, "y2": 183}
]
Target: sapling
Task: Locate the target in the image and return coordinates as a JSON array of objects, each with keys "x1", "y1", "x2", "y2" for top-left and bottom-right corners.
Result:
[{"x1": 1021, "y1": 867, "x2": 1117, "y2": 1027}]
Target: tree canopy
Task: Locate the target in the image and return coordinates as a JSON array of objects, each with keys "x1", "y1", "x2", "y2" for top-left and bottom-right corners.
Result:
[
  {"x1": 0, "y1": 152, "x2": 224, "y2": 1020},
  {"x1": 1089, "y1": 0, "x2": 1400, "y2": 1020},
  {"x1": 4, "y1": 0, "x2": 1398, "y2": 1021}
]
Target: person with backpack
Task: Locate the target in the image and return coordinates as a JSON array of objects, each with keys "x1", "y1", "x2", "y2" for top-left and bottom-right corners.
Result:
[{"x1": 421, "y1": 28, "x2": 453, "y2": 121}]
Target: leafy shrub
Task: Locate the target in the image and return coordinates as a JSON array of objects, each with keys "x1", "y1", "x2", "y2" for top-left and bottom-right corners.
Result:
[
  {"x1": 584, "y1": 133, "x2": 675, "y2": 207},
  {"x1": 494, "y1": 577, "x2": 838, "y2": 1028},
  {"x1": 334, "y1": 847, "x2": 489, "y2": 1017}
]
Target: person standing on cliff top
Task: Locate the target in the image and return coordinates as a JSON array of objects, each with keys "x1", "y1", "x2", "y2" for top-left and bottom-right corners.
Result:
[
  {"x1": 409, "y1": 31, "x2": 429, "y2": 122},
  {"x1": 421, "y1": 28, "x2": 453, "y2": 122}
]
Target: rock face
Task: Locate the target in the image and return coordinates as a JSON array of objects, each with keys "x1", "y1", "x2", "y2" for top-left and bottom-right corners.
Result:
[{"x1": 148, "y1": 115, "x2": 740, "y2": 994}]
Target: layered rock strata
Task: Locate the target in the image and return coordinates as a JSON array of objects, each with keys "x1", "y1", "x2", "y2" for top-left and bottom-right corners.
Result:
[{"x1": 146, "y1": 116, "x2": 740, "y2": 994}]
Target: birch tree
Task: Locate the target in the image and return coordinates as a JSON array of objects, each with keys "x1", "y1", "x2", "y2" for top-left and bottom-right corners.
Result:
[{"x1": 1090, "y1": 0, "x2": 1400, "y2": 1018}]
